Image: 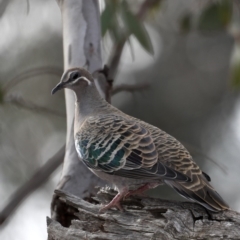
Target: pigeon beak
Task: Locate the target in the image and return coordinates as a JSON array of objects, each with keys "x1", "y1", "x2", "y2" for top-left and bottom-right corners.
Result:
[{"x1": 51, "y1": 82, "x2": 65, "y2": 95}]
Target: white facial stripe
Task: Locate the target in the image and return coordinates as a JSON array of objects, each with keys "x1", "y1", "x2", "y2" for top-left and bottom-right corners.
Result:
[
  {"x1": 70, "y1": 76, "x2": 92, "y2": 85},
  {"x1": 80, "y1": 76, "x2": 92, "y2": 85}
]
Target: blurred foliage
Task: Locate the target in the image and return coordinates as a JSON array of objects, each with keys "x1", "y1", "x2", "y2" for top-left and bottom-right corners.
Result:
[
  {"x1": 180, "y1": 0, "x2": 232, "y2": 32},
  {"x1": 198, "y1": 0, "x2": 232, "y2": 31},
  {"x1": 121, "y1": 0, "x2": 153, "y2": 54},
  {"x1": 101, "y1": 0, "x2": 117, "y2": 37},
  {"x1": 147, "y1": 0, "x2": 162, "y2": 18},
  {"x1": 179, "y1": 13, "x2": 192, "y2": 33},
  {"x1": 101, "y1": 0, "x2": 154, "y2": 54},
  {"x1": 231, "y1": 62, "x2": 240, "y2": 89},
  {"x1": 101, "y1": 0, "x2": 238, "y2": 91}
]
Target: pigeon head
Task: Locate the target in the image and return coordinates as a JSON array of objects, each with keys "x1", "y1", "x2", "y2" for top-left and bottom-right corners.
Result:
[{"x1": 51, "y1": 68, "x2": 94, "y2": 95}]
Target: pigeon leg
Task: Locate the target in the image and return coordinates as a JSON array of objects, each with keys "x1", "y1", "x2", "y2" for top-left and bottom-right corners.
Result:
[
  {"x1": 125, "y1": 182, "x2": 160, "y2": 199},
  {"x1": 99, "y1": 188, "x2": 128, "y2": 213}
]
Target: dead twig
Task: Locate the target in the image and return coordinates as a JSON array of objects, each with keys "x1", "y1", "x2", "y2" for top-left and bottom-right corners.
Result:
[{"x1": 112, "y1": 82, "x2": 150, "y2": 95}]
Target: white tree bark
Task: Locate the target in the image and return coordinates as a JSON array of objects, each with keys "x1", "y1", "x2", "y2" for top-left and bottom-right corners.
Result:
[{"x1": 52, "y1": 1, "x2": 106, "y2": 221}]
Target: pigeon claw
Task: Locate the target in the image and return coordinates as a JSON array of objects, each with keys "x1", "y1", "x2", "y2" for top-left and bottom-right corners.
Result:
[
  {"x1": 99, "y1": 191, "x2": 126, "y2": 213},
  {"x1": 124, "y1": 183, "x2": 160, "y2": 199}
]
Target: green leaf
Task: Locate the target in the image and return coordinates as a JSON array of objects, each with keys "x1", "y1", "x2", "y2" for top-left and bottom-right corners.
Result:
[
  {"x1": 101, "y1": 1, "x2": 117, "y2": 37},
  {"x1": 231, "y1": 62, "x2": 240, "y2": 89},
  {"x1": 121, "y1": 0, "x2": 154, "y2": 54},
  {"x1": 198, "y1": 0, "x2": 232, "y2": 31},
  {"x1": 108, "y1": 17, "x2": 124, "y2": 42}
]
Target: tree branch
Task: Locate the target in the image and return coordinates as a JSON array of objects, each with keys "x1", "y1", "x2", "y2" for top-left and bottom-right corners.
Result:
[
  {"x1": 3, "y1": 66, "x2": 62, "y2": 92},
  {"x1": 4, "y1": 94, "x2": 65, "y2": 117},
  {"x1": 47, "y1": 189, "x2": 240, "y2": 239},
  {"x1": 112, "y1": 82, "x2": 150, "y2": 95},
  {"x1": 0, "y1": 145, "x2": 65, "y2": 226}
]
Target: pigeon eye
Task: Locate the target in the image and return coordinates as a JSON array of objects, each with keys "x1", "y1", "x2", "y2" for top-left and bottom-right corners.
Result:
[{"x1": 71, "y1": 72, "x2": 80, "y2": 80}]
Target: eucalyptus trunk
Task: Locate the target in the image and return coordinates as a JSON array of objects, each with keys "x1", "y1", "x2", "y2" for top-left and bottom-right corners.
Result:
[{"x1": 52, "y1": 0, "x2": 106, "y2": 222}]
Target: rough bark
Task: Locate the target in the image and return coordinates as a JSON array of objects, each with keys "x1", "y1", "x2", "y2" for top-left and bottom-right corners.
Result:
[{"x1": 47, "y1": 188, "x2": 240, "y2": 240}]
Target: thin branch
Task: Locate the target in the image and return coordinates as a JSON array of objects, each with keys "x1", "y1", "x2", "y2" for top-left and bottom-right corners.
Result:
[
  {"x1": 4, "y1": 94, "x2": 65, "y2": 118},
  {"x1": 3, "y1": 66, "x2": 62, "y2": 92},
  {"x1": 112, "y1": 82, "x2": 150, "y2": 95},
  {"x1": 107, "y1": 41, "x2": 125, "y2": 80},
  {"x1": 93, "y1": 65, "x2": 113, "y2": 103},
  {"x1": 0, "y1": 145, "x2": 65, "y2": 226}
]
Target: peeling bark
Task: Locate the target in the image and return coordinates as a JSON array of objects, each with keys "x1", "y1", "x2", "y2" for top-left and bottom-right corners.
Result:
[{"x1": 48, "y1": 188, "x2": 240, "y2": 240}]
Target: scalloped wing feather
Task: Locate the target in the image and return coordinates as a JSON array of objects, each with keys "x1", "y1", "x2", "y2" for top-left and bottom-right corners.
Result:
[
  {"x1": 140, "y1": 122, "x2": 229, "y2": 211},
  {"x1": 75, "y1": 115, "x2": 189, "y2": 181}
]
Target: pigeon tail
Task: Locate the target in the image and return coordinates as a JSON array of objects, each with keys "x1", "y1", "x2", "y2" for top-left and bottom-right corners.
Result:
[{"x1": 165, "y1": 178, "x2": 229, "y2": 212}]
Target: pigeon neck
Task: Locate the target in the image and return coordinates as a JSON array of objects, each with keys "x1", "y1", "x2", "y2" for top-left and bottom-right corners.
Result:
[{"x1": 73, "y1": 85, "x2": 111, "y2": 130}]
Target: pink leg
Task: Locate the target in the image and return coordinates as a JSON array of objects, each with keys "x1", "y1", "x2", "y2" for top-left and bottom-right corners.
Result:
[
  {"x1": 124, "y1": 183, "x2": 160, "y2": 199},
  {"x1": 99, "y1": 188, "x2": 128, "y2": 213}
]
